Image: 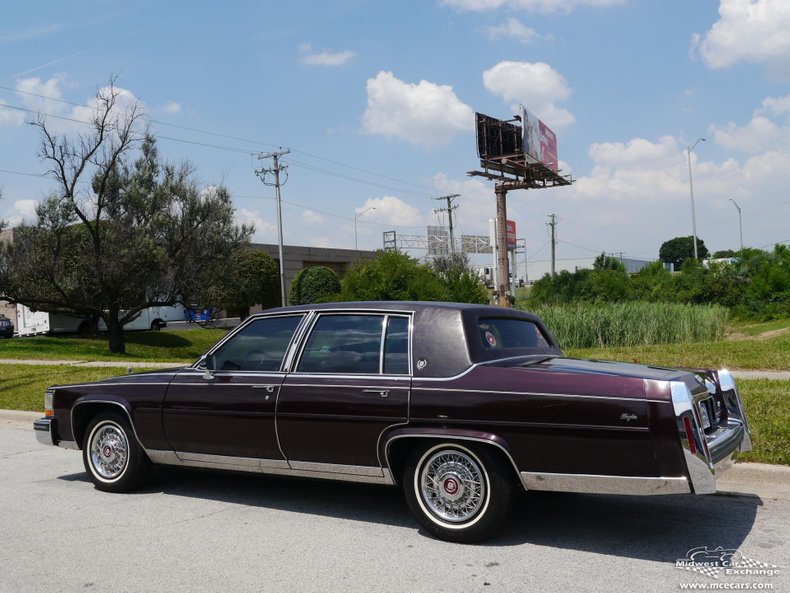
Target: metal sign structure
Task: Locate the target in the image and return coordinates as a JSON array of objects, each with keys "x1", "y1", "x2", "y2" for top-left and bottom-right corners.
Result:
[{"x1": 470, "y1": 111, "x2": 573, "y2": 307}]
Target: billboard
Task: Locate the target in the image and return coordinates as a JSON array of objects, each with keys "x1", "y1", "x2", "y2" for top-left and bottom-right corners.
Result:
[
  {"x1": 506, "y1": 220, "x2": 517, "y2": 250},
  {"x1": 521, "y1": 106, "x2": 559, "y2": 172},
  {"x1": 476, "y1": 112, "x2": 522, "y2": 159}
]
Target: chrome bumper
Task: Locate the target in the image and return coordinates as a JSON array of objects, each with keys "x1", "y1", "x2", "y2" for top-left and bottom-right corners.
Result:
[
  {"x1": 34, "y1": 417, "x2": 57, "y2": 446},
  {"x1": 672, "y1": 370, "x2": 751, "y2": 495}
]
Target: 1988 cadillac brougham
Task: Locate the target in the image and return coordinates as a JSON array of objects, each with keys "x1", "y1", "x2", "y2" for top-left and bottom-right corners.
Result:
[{"x1": 34, "y1": 302, "x2": 751, "y2": 542}]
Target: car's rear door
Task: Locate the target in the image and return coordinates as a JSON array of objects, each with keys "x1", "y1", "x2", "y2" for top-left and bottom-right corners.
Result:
[{"x1": 276, "y1": 312, "x2": 411, "y2": 471}]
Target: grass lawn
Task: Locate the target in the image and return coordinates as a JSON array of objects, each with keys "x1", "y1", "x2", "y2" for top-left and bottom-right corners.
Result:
[
  {"x1": 734, "y1": 379, "x2": 790, "y2": 466},
  {"x1": 728, "y1": 317, "x2": 790, "y2": 337},
  {"x1": 567, "y1": 333, "x2": 790, "y2": 370},
  {"x1": 3, "y1": 364, "x2": 785, "y2": 466},
  {"x1": 0, "y1": 329, "x2": 228, "y2": 363}
]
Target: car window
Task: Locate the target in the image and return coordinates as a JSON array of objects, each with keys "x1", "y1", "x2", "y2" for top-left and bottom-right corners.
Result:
[
  {"x1": 297, "y1": 314, "x2": 384, "y2": 374},
  {"x1": 478, "y1": 317, "x2": 550, "y2": 350},
  {"x1": 214, "y1": 315, "x2": 304, "y2": 372},
  {"x1": 383, "y1": 316, "x2": 409, "y2": 375}
]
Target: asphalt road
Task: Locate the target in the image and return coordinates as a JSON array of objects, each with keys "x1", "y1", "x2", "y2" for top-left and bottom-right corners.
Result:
[{"x1": 1, "y1": 415, "x2": 787, "y2": 593}]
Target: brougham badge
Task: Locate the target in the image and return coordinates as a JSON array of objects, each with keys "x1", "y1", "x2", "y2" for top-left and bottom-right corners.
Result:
[{"x1": 620, "y1": 413, "x2": 638, "y2": 422}]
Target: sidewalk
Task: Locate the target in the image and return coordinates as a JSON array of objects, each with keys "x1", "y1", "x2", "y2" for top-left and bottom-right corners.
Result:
[{"x1": 0, "y1": 358, "x2": 182, "y2": 368}]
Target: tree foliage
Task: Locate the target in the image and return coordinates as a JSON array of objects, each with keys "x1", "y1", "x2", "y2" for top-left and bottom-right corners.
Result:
[
  {"x1": 289, "y1": 266, "x2": 341, "y2": 305},
  {"x1": 340, "y1": 250, "x2": 446, "y2": 302},
  {"x1": 659, "y1": 235, "x2": 709, "y2": 268},
  {"x1": 429, "y1": 252, "x2": 489, "y2": 305},
  {"x1": 0, "y1": 81, "x2": 251, "y2": 352},
  {"x1": 211, "y1": 248, "x2": 279, "y2": 319}
]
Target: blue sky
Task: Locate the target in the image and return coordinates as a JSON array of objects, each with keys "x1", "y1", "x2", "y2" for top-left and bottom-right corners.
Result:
[{"x1": 1, "y1": 0, "x2": 789, "y2": 276}]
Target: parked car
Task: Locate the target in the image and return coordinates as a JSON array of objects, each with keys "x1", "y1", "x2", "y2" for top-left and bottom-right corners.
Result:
[
  {"x1": 0, "y1": 313, "x2": 14, "y2": 338},
  {"x1": 34, "y1": 302, "x2": 751, "y2": 542}
]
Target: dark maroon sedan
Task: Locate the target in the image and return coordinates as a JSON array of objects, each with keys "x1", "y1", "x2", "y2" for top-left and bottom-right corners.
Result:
[{"x1": 34, "y1": 302, "x2": 751, "y2": 542}]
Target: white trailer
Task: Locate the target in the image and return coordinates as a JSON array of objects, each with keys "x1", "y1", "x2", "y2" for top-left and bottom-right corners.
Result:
[
  {"x1": 15, "y1": 305, "x2": 51, "y2": 336},
  {"x1": 97, "y1": 304, "x2": 186, "y2": 331}
]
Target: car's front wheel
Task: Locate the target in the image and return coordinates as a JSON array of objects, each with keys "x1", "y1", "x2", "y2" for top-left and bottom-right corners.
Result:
[
  {"x1": 403, "y1": 442, "x2": 515, "y2": 543},
  {"x1": 82, "y1": 412, "x2": 150, "y2": 492}
]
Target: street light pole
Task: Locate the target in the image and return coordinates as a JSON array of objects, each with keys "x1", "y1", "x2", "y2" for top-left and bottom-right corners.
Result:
[
  {"x1": 729, "y1": 198, "x2": 743, "y2": 252},
  {"x1": 354, "y1": 206, "x2": 376, "y2": 251},
  {"x1": 687, "y1": 137, "x2": 705, "y2": 260}
]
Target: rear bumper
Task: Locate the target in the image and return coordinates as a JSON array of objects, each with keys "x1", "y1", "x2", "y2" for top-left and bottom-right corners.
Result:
[{"x1": 672, "y1": 370, "x2": 751, "y2": 495}]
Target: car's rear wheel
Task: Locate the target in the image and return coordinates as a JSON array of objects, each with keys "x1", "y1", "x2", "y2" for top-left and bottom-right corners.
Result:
[
  {"x1": 402, "y1": 442, "x2": 515, "y2": 543},
  {"x1": 82, "y1": 412, "x2": 150, "y2": 492}
]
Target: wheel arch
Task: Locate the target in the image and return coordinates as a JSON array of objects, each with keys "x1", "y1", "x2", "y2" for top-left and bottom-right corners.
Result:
[
  {"x1": 71, "y1": 399, "x2": 142, "y2": 451},
  {"x1": 382, "y1": 428, "x2": 523, "y2": 489}
]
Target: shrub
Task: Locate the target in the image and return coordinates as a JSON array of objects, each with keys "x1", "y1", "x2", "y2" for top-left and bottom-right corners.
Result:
[
  {"x1": 289, "y1": 266, "x2": 341, "y2": 305},
  {"x1": 340, "y1": 250, "x2": 446, "y2": 302}
]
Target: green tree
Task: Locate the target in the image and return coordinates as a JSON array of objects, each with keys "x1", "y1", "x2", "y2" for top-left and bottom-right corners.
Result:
[
  {"x1": 429, "y1": 252, "x2": 489, "y2": 304},
  {"x1": 340, "y1": 250, "x2": 445, "y2": 301},
  {"x1": 659, "y1": 236, "x2": 709, "y2": 268},
  {"x1": 213, "y1": 248, "x2": 280, "y2": 319},
  {"x1": 629, "y1": 261, "x2": 673, "y2": 301},
  {"x1": 0, "y1": 82, "x2": 251, "y2": 353},
  {"x1": 712, "y1": 249, "x2": 737, "y2": 259},
  {"x1": 289, "y1": 266, "x2": 341, "y2": 305}
]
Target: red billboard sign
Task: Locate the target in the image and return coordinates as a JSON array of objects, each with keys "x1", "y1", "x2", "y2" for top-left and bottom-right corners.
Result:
[
  {"x1": 506, "y1": 220, "x2": 517, "y2": 250},
  {"x1": 521, "y1": 106, "x2": 559, "y2": 173}
]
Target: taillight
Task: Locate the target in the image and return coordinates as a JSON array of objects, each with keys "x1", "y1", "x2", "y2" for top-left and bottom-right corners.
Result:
[{"x1": 683, "y1": 415, "x2": 697, "y2": 455}]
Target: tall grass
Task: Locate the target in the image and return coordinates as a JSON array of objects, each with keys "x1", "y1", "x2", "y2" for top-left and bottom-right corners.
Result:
[{"x1": 520, "y1": 302, "x2": 728, "y2": 349}]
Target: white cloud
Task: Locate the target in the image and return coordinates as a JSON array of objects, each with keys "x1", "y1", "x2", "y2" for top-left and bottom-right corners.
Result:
[
  {"x1": 691, "y1": 0, "x2": 790, "y2": 70},
  {"x1": 6, "y1": 199, "x2": 38, "y2": 226},
  {"x1": 362, "y1": 71, "x2": 474, "y2": 148},
  {"x1": 301, "y1": 209, "x2": 324, "y2": 226},
  {"x1": 0, "y1": 99, "x2": 25, "y2": 126},
  {"x1": 300, "y1": 49, "x2": 356, "y2": 66},
  {"x1": 761, "y1": 94, "x2": 790, "y2": 117},
  {"x1": 440, "y1": 0, "x2": 624, "y2": 14},
  {"x1": 11, "y1": 76, "x2": 143, "y2": 134},
  {"x1": 161, "y1": 101, "x2": 181, "y2": 114},
  {"x1": 486, "y1": 18, "x2": 543, "y2": 43},
  {"x1": 235, "y1": 208, "x2": 277, "y2": 242},
  {"x1": 482, "y1": 61, "x2": 574, "y2": 129},
  {"x1": 709, "y1": 116, "x2": 783, "y2": 153},
  {"x1": 358, "y1": 196, "x2": 425, "y2": 227}
]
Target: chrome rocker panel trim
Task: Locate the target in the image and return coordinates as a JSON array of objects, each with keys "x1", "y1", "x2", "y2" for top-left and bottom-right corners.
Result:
[
  {"x1": 145, "y1": 450, "x2": 395, "y2": 485},
  {"x1": 520, "y1": 471, "x2": 690, "y2": 495}
]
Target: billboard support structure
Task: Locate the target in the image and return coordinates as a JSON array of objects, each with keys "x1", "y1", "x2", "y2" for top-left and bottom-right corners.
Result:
[{"x1": 470, "y1": 111, "x2": 574, "y2": 307}]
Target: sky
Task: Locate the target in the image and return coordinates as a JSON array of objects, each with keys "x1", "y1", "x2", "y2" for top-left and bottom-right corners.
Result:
[{"x1": 1, "y1": 0, "x2": 789, "y2": 278}]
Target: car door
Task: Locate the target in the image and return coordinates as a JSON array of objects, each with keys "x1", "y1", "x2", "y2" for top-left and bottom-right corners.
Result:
[
  {"x1": 276, "y1": 313, "x2": 411, "y2": 471},
  {"x1": 162, "y1": 314, "x2": 306, "y2": 467}
]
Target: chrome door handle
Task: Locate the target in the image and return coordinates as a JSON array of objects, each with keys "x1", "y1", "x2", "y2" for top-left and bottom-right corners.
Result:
[
  {"x1": 253, "y1": 385, "x2": 277, "y2": 393},
  {"x1": 362, "y1": 389, "x2": 389, "y2": 398}
]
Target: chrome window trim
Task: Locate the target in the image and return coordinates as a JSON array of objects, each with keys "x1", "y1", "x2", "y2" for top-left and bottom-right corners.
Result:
[
  {"x1": 198, "y1": 313, "x2": 308, "y2": 374},
  {"x1": 520, "y1": 471, "x2": 690, "y2": 495},
  {"x1": 291, "y1": 311, "x2": 413, "y2": 377}
]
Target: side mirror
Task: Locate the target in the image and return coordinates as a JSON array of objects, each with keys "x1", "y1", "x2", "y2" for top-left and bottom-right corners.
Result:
[{"x1": 203, "y1": 354, "x2": 216, "y2": 380}]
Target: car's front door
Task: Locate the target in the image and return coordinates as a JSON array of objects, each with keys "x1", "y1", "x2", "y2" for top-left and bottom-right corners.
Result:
[
  {"x1": 276, "y1": 313, "x2": 411, "y2": 471},
  {"x1": 162, "y1": 314, "x2": 305, "y2": 466}
]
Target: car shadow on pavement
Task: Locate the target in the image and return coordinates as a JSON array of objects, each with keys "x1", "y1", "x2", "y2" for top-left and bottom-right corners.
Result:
[
  {"x1": 57, "y1": 468, "x2": 762, "y2": 554},
  {"x1": 500, "y1": 490, "x2": 762, "y2": 558}
]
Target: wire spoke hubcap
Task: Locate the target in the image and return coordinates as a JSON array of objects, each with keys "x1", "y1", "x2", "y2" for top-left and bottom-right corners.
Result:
[
  {"x1": 90, "y1": 424, "x2": 128, "y2": 480},
  {"x1": 420, "y1": 450, "x2": 486, "y2": 523}
]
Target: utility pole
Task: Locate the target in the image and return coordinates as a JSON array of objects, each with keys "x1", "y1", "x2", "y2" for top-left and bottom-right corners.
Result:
[
  {"x1": 433, "y1": 194, "x2": 461, "y2": 253},
  {"x1": 256, "y1": 148, "x2": 290, "y2": 307},
  {"x1": 547, "y1": 214, "x2": 558, "y2": 277}
]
